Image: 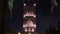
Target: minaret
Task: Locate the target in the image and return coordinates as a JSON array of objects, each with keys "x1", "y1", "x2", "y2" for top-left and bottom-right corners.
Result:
[{"x1": 23, "y1": 3, "x2": 37, "y2": 34}]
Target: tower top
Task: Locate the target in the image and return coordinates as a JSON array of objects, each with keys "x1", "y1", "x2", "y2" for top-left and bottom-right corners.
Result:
[{"x1": 23, "y1": 0, "x2": 36, "y2": 4}]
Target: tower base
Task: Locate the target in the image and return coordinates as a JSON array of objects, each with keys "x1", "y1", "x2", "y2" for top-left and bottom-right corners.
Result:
[{"x1": 23, "y1": 32, "x2": 37, "y2": 34}]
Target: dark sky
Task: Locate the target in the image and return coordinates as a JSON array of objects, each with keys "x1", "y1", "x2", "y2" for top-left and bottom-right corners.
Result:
[{"x1": 5, "y1": 0, "x2": 60, "y2": 34}]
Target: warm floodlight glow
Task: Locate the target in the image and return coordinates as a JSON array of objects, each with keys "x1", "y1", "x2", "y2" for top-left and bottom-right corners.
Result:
[
  {"x1": 28, "y1": 33, "x2": 31, "y2": 34},
  {"x1": 18, "y1": 32, "x2": 21, "y2": 34}
]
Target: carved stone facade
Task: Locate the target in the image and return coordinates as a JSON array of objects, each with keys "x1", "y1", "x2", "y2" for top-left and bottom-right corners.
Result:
[{"x1": 23, "y1": 3, "x2": 36, "y2": 34}]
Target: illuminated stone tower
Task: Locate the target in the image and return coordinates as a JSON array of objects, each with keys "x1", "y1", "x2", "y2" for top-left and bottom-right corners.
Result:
[{"x1": 23, "y1": 3, "x2": 37, "y2": 34}]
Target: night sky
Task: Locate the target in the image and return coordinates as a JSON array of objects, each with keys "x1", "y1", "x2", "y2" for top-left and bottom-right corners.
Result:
[{"x1": 5, "y1": 0, "x2": 60, "y2": 34}]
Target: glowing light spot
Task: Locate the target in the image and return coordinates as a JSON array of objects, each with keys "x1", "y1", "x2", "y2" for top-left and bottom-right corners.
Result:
[
  {"x1": 28, "y1": 33, "x2": 31, "y2": 34},
  {"x1": 33, "y1": 24, "x2": 36, "y2": 27},
  {"x1": 23, "y1": 25, "x2": 26, "y2": 27},
  {"x1": 24, "y1": 3, "x2": 26, "y2": 6},
  {"x1": 32, "y1": 28, "x2": 34, "y2": 32},
  {"x1": 33, "y1": 3, "x2": 36, "y2": 6},
  {"x1": 18, "y1": 32, "x2": 21, "y2": 34}
]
